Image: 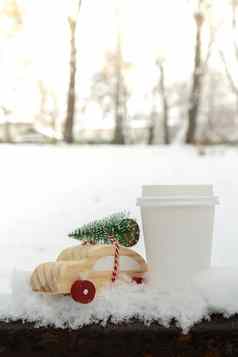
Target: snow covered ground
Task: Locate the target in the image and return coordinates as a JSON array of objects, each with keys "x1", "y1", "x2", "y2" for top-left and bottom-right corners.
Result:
[
  {"x1": 1, "y1": 267, "x2": 238, "y2": 333},
  {"x1": 1, "y1": 144, "x2": 238, "y2": 330}
]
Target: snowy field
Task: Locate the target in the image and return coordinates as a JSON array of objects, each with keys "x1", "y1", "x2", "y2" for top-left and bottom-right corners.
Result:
[{"x1": 1, "y1": 144, "x2": 238, "y2": 330}]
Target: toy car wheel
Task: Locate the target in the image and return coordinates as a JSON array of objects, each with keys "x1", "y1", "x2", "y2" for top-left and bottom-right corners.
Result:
[
  {"x1": 71, "y1": 280, "x2": 96, "y2": 304},
  {"x1": 132, "y1": 276, "x2": 144, "y2": 284}
]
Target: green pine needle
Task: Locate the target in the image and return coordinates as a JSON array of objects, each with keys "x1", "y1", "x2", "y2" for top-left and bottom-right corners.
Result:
[{"x1": 69, "y1": 212, "x2": 140, "y2": 247}]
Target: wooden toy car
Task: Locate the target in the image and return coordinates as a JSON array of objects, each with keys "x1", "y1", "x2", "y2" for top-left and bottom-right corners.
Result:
[{"x1": 31, "y1": 244, "x2": 147, "y2": 304}]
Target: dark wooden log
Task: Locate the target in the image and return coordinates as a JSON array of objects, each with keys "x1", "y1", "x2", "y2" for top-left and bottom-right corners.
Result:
[{"x1": 1, "y1": 314, "x2": 238, "y2": 356}]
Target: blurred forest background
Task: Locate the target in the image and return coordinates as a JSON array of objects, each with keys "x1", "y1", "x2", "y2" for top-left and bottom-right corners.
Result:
[{"x1": 0, "y1": 0, "x2": 238, "y2": 146}]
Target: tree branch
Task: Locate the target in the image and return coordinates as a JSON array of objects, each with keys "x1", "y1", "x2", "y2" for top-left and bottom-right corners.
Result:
[
  {"x1": 219, "y1": 50, "x2": 238, "y2": 96},
  {"x1": 231, "y1": 0, "x2": 238, "y2": 62}
]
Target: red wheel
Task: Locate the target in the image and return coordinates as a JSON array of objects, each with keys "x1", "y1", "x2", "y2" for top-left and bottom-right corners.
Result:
[
  {"x1": 132, "y1": 276, "x2": 144, "y2": 285},
  {"x1": 71, "y1": 280, "x2": 96, "y2": 304}
]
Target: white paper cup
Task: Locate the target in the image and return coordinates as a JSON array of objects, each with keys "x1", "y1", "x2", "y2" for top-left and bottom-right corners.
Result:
[{"x1": 137, "y1": 185, "x2": 219, "y2": 290}]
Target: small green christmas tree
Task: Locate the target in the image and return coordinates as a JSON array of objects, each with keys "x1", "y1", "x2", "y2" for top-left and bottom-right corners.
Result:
[{"x1": 69, "y1": 212, "x2": 140, "y2": 247}]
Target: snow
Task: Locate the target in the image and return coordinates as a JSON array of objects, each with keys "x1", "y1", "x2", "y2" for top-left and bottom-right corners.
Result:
[
  {"x1": 0, "y1": 268, "x2": 237, "y2": 333},
  {"x1": 1, "y1": 144, "x2": 238, "y2": 331}
]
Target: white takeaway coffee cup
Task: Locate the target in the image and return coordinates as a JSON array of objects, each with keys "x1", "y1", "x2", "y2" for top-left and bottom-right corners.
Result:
[{"x1": 137, "y1": 185, "x2": 219, "y2": 290}]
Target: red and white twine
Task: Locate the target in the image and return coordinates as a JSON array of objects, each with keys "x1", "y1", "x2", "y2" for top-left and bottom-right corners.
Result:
[
  {"x1": 108, "y1": 235, "x2": 120, "y2": 283},
  {"x1": 82, "y1": 236, "x2": 120, "y2": 283}
]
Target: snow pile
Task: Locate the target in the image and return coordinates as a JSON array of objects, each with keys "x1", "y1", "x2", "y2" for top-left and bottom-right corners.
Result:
[{"x1": 0, "y1": 268, "x2": 238, "y2": 333}]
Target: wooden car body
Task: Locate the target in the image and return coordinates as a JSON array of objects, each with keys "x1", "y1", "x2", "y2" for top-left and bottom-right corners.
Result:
[{"x1": 31, "y1": 244, "x2": 147, "y2": 303}]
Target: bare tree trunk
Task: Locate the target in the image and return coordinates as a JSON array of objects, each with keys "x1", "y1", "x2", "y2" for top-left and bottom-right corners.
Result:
[
  {"x1": 147, "y1": 108, "x2": 156, "y2": 145},
  {"x1": 147, "y1": 125, "x2": 154, "y2": 145},
  {"x1": 112, "y1": 32, "x2": 125, "y2": 145},
  {"x1": 113, "y1": 66, "x2": 125, "y2": 144},
  {"x1": 113, "y1": 118, "x2": 125, "y2": 144},
  {"x1": 1, "y1": 107, "x2": 12, "y2": 143},
  {"x1": 147, "y1": 117, "x2": 156, "y2": 145},
  {"x1": 158, "y1": 61, "x2": 170, "y2": 145},
  {"x1": 186, "y1": 12, "x2": 204, "y2": 144},
  {"x1": 4, "y1": 121, "x2": 12, "y2": 143},
  {"x1": 64, "y1": 1, "x2": 82, "y2": 144},
  {"x1": 64, "y1": 18, "x2": 77, "y2": 143}
]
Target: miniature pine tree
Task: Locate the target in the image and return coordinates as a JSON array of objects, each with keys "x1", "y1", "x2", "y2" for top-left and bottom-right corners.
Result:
[{"x1": 69, "y1": 212, "x2": 140, "y2": 247}]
